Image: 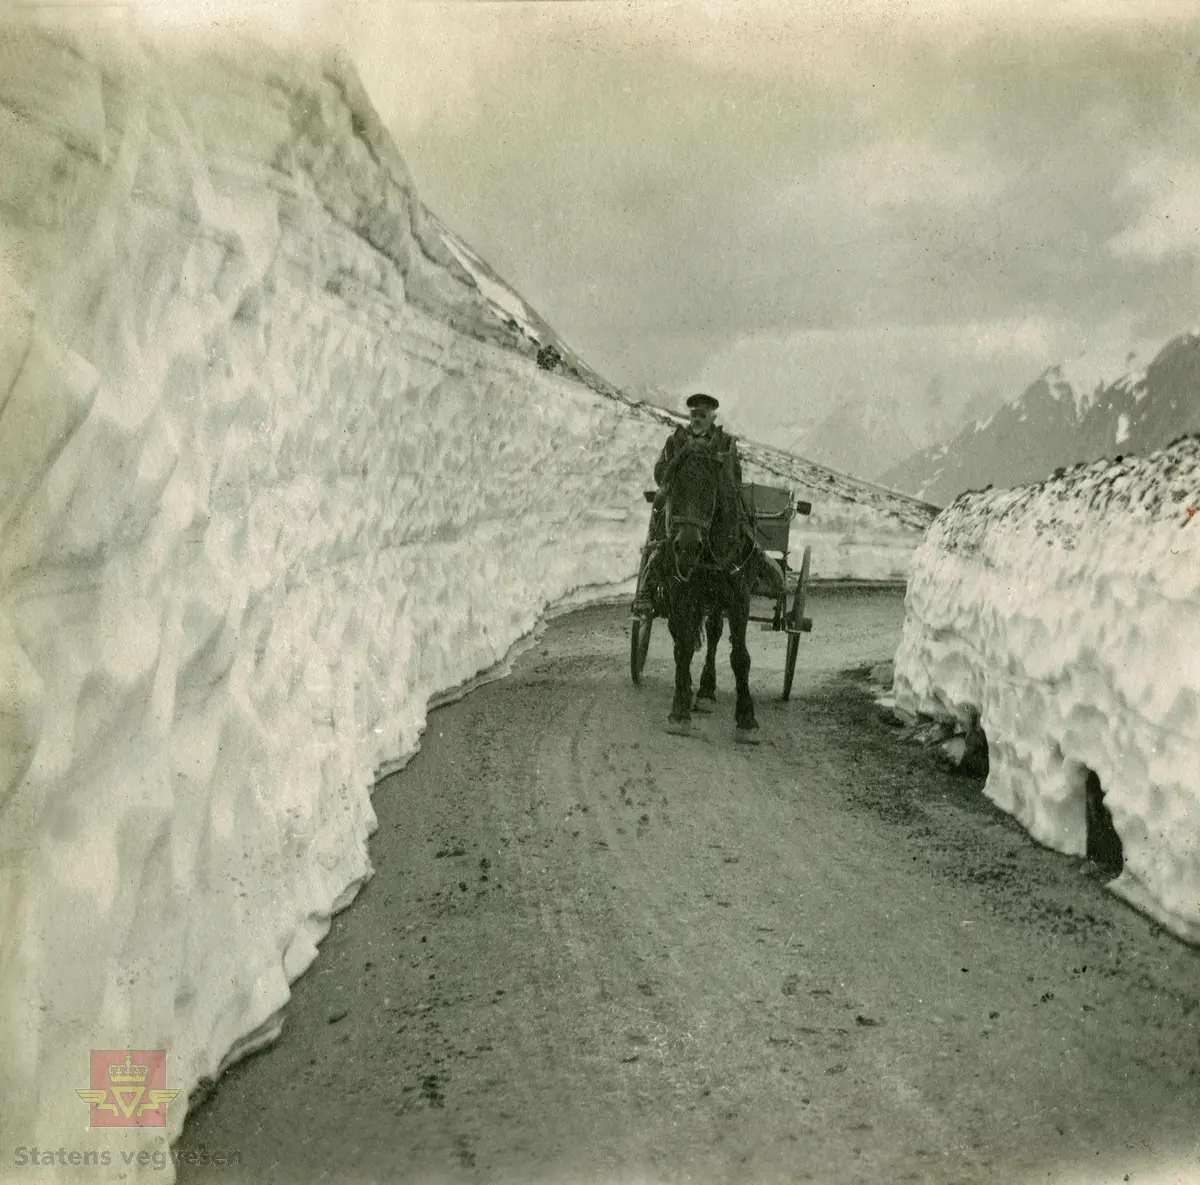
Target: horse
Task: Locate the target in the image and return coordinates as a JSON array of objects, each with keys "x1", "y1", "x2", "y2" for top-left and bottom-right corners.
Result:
[{"x1": 658, "y1": 443, "x2": 760, "y2": 742}]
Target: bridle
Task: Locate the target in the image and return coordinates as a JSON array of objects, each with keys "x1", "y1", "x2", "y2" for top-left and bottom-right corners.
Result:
[{"x1": 665, "y1": 448, "x2": 749, "y2": 582}]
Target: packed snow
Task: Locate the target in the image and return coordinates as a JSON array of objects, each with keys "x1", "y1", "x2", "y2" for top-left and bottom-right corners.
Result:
[
  {"x1": 0, "y1": 20, "x2": 931, "y2": 1181},
  {"x1": 894, "y1": 438, "x2": 1200, "y2": 944}
]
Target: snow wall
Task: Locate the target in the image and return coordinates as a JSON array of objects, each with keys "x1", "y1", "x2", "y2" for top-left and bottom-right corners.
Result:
[
  {"x1": 0, "y1": 21, "x2": 930, "y2": 1179},
  {"x1": 894, "y1": 437, "x2": 1200, "y2": 944}
]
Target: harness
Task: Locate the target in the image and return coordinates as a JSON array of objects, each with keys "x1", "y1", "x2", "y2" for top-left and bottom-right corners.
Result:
[{"x1": 661, "y1": 444, "x2": 754, "y2": 582}]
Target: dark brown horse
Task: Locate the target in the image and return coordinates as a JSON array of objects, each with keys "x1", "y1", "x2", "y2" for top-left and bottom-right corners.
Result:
[{"x1": 659, "y1": 443, "x2": 759, "y2": 742}]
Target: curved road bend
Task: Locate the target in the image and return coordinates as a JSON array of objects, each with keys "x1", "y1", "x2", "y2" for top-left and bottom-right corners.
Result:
[{"x1": 178, "y1": 587, "x2": 1200, "y2": 1185}]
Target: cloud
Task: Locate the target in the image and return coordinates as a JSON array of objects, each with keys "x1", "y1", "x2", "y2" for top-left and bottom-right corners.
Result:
[
  {"x1": 683, "y1": 316, "x2": 1065, "y2": 414},
  {"x1": 513, "y1": 0, "x2": 1200, "y2": 80},
  {"x1": 339, "y1": 4, "x2": 521, "y2": 137},
  {"x1": 784, "y1": 137, "x2": 1007, "y2": 222},
  {"x1": 956, "y1": 316, "x2": 1058, "y2": 359},
  {"x1": 1109, "y1": 153, "x2": 1200, "y2": 259}
]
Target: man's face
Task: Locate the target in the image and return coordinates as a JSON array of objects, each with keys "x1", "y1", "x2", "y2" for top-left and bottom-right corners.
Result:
[{"x1": 689, "y1": 406, "x2": 716, "y2": 434}]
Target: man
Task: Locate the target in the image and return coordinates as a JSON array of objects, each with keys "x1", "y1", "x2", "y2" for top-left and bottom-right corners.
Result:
[
  {"x1": 653, "y1": 393, "x2": 742, "y2": 491},
  {"x1": 633, "y1": 394, "x2": 746, "y2": 616}
]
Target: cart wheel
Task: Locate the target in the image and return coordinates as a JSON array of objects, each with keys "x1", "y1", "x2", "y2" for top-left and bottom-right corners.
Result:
[
  {"x1": 782, "y1": 545, "x2": 812, "y2": 701},
  {"x1": 631, "y1": 616, "x2": 653, "y2": 685},
  {"x1": 630, "y1": 543, "x2": 659, "y2": 685},
  {"x1": 783, "y1": 633, "x2": 800, "y2": 701}
]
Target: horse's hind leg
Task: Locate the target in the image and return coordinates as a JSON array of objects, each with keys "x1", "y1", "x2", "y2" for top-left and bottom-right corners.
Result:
[
  {"x1": 695, "y1": 609, "x2": 723, "y2": 711},
  {"x1": 728, "y1": 587, "x2": 759, "y2": 740}
]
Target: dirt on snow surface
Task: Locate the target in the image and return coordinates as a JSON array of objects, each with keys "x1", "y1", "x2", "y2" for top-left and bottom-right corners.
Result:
[{"x1": 177, "y1": 588, "x2": 1200, "y2": 1185}]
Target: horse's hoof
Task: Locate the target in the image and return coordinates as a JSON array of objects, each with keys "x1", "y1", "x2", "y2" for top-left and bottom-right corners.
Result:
[
  {"x1": 693, "y1": 695, "x2": 715, "y2": 714},
  {"x1": 666, "y1": 718, "x2": 692, "y2": 736},
  {"x1": 734, "y1": 727, "x2": 761, "y2": 745}
]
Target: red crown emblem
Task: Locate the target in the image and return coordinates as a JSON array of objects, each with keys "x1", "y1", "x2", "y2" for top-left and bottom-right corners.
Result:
[{"x1": 76, "y1": 1051, "x2": 178, "y2": 1127}]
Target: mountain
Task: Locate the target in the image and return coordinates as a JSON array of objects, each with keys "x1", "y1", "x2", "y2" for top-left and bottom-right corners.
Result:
[
  {"x1": 878, "y1": 331, "x2": 1200, "y2": 506},
  {"x1": 948, "y1": 385, "x2": 1006, "y2": 442},
  {"x1": 797, "y1": 390, "x2": 920, "y2": 482}
]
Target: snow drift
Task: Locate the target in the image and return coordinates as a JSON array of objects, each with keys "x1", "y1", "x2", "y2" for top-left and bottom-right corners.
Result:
[
  {"x1": 894, "y1": 438, "x2": 1200, "y2": 944},
  {"x1": 0, "y1": 20, "x2": 932, "y2": 1179}
]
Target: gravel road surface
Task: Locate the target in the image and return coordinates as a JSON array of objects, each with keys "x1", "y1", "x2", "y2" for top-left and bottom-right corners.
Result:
[{"x1": 177, "y1": 587, "x2": 1200, "y2": 1185}]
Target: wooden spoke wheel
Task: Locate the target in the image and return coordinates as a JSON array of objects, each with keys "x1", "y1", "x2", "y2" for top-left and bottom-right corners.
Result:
[
  {"x1": 782, "y1": 545, "x2": 812, "y2": 701},
  {"x1": 630, "y1": 547, "x2": 658, "y2": 686},
  {"x1": 630, "y1": 615, "x2": 652, "y2": 685}
]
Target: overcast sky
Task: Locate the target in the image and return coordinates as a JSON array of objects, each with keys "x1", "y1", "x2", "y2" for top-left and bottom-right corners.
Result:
[
  {"x1": 91, "y1": 0, "x2": 1200, "y2": 436},
  {"x1": 327, "y1": 0, "x2": 1200, "y2": 434}
]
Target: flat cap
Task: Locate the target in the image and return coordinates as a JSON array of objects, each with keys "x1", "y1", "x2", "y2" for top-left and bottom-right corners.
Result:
[{"x1": 685, "y1": 392, "x2": 720, "y2": 410}]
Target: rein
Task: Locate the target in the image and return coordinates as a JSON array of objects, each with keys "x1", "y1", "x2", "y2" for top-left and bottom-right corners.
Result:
[{"x1": 664, "y1": 446, "x2": 752, "y2": 581}]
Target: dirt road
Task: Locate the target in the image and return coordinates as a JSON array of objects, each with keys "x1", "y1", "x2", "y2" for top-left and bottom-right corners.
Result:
[{"x1": 177, "y1": 587, "x2": 1200, "y2": 1185}]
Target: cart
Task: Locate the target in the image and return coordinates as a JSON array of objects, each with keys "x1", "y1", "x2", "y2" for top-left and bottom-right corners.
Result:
[{"x1": 629, "y1": 482, "x2": 814, "y2": 700}]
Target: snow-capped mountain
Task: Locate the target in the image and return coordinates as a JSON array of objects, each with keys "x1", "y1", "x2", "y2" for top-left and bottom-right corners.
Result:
[
  {"x1": 878, "y1": 331, "x2": 1200, "y2": 506},
  {"x1": 796, "y1": 391, "x2": 921, "y2": 482}
]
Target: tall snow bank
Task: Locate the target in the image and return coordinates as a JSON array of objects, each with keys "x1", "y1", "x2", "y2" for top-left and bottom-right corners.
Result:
[
  {"x1": 0, "y1": 21, "x2": 931, "y2": 1178},
  {"x1": 0, "y1": 23, "x2": 667, "y2": 1176},
  {"x1": 894, "y1": 437, "x2": 1200, "y2": 943}
]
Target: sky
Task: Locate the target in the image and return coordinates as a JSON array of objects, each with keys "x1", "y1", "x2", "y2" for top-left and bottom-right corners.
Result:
[
  {"x1": 34, "y1": 0, "x2": 1200, "y2": 444},
  {"x1": 347, "y1": 0, "x2": 1200, "y2": 442}
]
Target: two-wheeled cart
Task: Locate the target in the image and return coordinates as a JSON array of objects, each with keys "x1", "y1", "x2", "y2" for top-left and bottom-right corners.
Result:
[{"x1": 630, "y1": 482, "x2": 814, "y2": 700}]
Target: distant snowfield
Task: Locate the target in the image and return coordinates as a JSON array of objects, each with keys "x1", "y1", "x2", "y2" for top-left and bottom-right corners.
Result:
[
  {"x1": 895, "y1": 440, "x2": 1200, "y2": 944},
  {"x1": 0, "y1": 21, "x2": 932, "y2": 1180},
  {"x1": 1046, "y1": 338, "x2": 1156, "y2": 418}
]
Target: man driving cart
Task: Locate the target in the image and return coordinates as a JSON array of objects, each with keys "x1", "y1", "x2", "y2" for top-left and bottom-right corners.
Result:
[
  {"x1": 633, "y1": 393, "x2": 782, "y2": 616},
  {"x1": 652, "y1": 391, "x2": 741, "y2": 529}
]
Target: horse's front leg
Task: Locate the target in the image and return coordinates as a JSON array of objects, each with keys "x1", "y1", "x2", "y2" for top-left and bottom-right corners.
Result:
[
  {"x1": 695, "y1": 609, "x2": 723, "y2": 711},
  {"x1": 667, "y1": 594, "x2": 698, "y2": 734},
  {"x1": 728, "y1": 586, "x2": 759, "y2": 741}
]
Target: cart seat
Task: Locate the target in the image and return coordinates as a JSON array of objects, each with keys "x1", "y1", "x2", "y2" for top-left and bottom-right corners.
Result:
[{"x1": 740, "y1": 483, "x2": 793, "y2": 555}]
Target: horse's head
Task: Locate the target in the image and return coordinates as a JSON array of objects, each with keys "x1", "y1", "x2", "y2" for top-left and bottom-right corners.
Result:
[{"x1": 667, "y1": 444, "x2": 732, "y2": 581}]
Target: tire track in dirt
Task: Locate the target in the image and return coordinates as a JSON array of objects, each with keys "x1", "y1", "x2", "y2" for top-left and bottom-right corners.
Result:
[{"x1": 477, "y1": 624, "x2": 970, "y2": 1183}]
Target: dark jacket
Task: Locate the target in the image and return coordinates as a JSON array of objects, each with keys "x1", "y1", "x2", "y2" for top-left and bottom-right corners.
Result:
[{"x1": 654, "y1": 424, "x2": 743, "y2": 488}]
